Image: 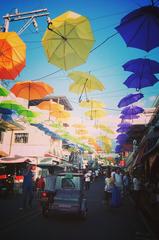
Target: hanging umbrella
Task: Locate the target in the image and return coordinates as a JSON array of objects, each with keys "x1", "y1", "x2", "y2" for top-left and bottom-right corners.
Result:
[
  {"x1": 117, "y1": 122, "x2": 132, "y2": 128},
  {"x1": 116, "y1": 133, "x2": 128, "y2": 141},
  {"x1": 85, "y1": 109, "x2": 107, "y2": 120},
  {"x1": 118, "y1": 93, "x2": 144, "y2": 108},
  {"x1": 37, "y1": 101, "x2": 64, "y2": 111},
  {"x1": 0, "y1": 85, "x2": 9, "y2": 96},
  {"x1": 79, "y1": 99, "x2": 105, "y2": 109},
  {"x1": 0, "y1": 100, "x2": 26, "y2": 114},
  {"x1": 18, "y1": 109, "x2": 39, "y2": 118},
  {"x1": 75, "y1": 129, "x2": 88, "y2": 135},
  {"x1": 50, "y1": 109, "x2": 71, "y2": 120},
  {"x1": 68, "y1": 71, "x2": 104, "y2": 102},
  {"x1": 10, "y1": 81, "x2": 53, "y2": 107},
  {"x1": 121, "y1": 105, "x2": 144, "y2": 115},
  {"x1": 72, "y1": 123, "x2": 86, "y2": 128},
  {"x1": 0, "y1": 32, "x2": 26, "y2": 80},
  {"x1": 123, "y1": 58, "x2": 159, "y2": 75},
  {"x1": 115, "y1": 5, "x2": 159, "y2": 52},
  {"x1": 94, "y1": 124, "x2": 114, "y2": 134},
  {"x1": 120, "y1": 114, "x2": 140, "y2": 120},
  {"x1": 124, "y1": 73, "x2": 159, "y2": 90},
  {"x1": 0, "y1": 107, "x2": 16, "y2": 115},
  {"x1": 42, "y1": 11, "x2": 94, "y2": 70},
  {"x1": 115, "y1": 145, "x2": 122, "y2": 153}
]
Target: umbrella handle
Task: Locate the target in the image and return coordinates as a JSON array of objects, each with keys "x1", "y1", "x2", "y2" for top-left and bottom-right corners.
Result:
[{"x1": 47, "y1": 22, "x2": 66, "y2": 40}]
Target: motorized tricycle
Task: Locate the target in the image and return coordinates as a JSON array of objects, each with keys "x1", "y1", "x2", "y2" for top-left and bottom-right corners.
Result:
[{"x1": 40, "y1": 172, "x2": 88, "y2": 219}]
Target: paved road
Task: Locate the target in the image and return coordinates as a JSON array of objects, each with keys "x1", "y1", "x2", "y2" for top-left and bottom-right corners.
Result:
[{"x1": 0, "y1": 176, "x2": 157, "y2": 240}]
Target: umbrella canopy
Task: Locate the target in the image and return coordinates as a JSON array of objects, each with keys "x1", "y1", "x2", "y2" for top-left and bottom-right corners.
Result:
[
  {"x1": 123, "y1": 58, "x2": 159, "y2": 75},
  {"x1": 0, "y1": 85, "x2": 9, "y2": 96},
  {"x1": 115, "y1": 5, "x2": 159, "y2": 52},
  {"x1": 68, "y1": 71, "x2": 104, "y2": 102},
  {"x1": 120, "y1": 114, "x2": 140, "y2": 120},
  {"x1": 85, "y1": 109, "x2": 107, "y2": 120},
  {"x1": 79, "y1": 99, "x2": 105, "y2": 109},
  {"x1": 117, "y1": 122, "x2": 132, "y2": 128},
  {"x1": 124, "y1": 73, "x2": 159, "y2": 90},
  {"x1": 121, "y1": 105, "x2": 144, "y2": 115},
  {"x1": 50, "y1": 109, "x2": 71, "y2": 120},
  {"x1": 10, "y1": 81, "x2": 54, "y2": 106},
  {"x1": 0, "y1": 32, "x2": 26, "y2": 80},
  {"x1": 37, "y1": 101, "x2": 64, "y2": 111},
  {"x1": 116, "y1": 133, "x2": 128, "y2": 141},
  {"x1": 0, "y1": 107, "x2": 16, "y2": 115},
  {"x1": 94, "y1": 124, "x2": 114, "y2": 134},
  {"x1": 118, "y1": 93, "x2": 144, "y2": 108},
  {"x1": 75, "y1": 129, "x2": 88, "y2": 135},
  {"x1": 42, "y1": 11, "x2": 94, "y2": 70},
  {"x1": 115, "y1": 145, "x2": 122, "y2": 153},
  {"x1": 72, "y1": 123, "x2": 85, "y2": 128},
  {"x1": 0, "y1": 100, "x2": 26, "y2": 114}
]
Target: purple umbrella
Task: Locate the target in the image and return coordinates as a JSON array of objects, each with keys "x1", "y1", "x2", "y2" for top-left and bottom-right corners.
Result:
[
  {"x1": 115, "y1": 145, "x2": 122, "y2": 153},
  {"x1": 117, "y1": 127, "x2": 129, "y2": 133},
  {"x1": 121, "y1": 105, "x2": 144, "y2": 115},
  {"x1": 123, "y1": 58, "x2": 159, "y2": 75},
  {"x1": 115, "y1": 5, "x2": 159, "y2": 52},
  {"x1": 124, "y1": 73, "x2": 159, "y2": 90},
  {"x1": 116, "y1": 133, "x2": 128, "y2": 141},
  {"x1": 117, "y1": 122, "x2": 132, "y2": 128},
  {"x1": 118, "y1": 93, "x2": 144, "y2": 108},
  {"x1": 120, "y1": 114, "x2": 140, "y2": 120}
]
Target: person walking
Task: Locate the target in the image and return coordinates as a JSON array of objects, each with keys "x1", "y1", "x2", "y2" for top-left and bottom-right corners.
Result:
[
  {"x1": 133, "y1": 174, "x2": 141, "y2": 209},
  {"x1": 19, "y1": 162, "x2": 34, "y2": 210},
  {"x1": 84, "y1": 171, "x2": 91, "y2": 190},
  {"x1": 104, "y1": 172, "x2": 114, "y2": 206},
  {"x1": 44, "y1": 167, "x2": 56, "y2": 203}
]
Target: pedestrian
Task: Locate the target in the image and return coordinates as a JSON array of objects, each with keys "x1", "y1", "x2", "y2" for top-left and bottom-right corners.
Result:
[
  {"x1": 104, "y1": 172, "x2": 114, "y2": 206},
  {"x1": 123, "y1": 171, "x2": 130, "y2": 196},
  {"x1": 132, "y1": 174, "x2": 141, "y2": 209},
  {"x1": 19, "y1": 161, "x2": 34, "y2": 210},
  {"x1": 44, "y1": 167, "x2": 56, "y2": 203},
  {"x1": 35, "y1": 175, "x2": 45, "y2": 199},
  {"x1": 84, "y1": 171, "x2": 91, "y2": 190}
]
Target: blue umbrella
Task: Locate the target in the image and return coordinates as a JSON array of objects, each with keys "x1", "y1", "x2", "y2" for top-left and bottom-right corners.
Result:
[
  {"x1": 123, "y1": 58, "x2": 159, "y2": 75},
  {"x1": 121, "y1": 106, "x2": 144, "y2": 115},
  {"x1": 0, "y1": 107, "x2": 16, "y2": 115},
  {"x1": 124, "y1": 73, "x2": 159, "y2": 90},
  {"x1": 118, "y1": 93, "x2": 144, "y2": 108},
  {"x1": 115, "y1": 5, "x2": 159, "y2": 52}
]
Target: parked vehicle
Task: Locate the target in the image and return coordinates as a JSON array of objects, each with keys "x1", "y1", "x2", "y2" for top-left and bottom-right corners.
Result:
[{"x1": 40, "y1": 172, "x2": 88, "y2": 219}]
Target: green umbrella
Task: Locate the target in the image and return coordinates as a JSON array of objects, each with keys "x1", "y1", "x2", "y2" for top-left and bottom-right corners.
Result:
[
  {"x1": 0, "y1": 100, "x2": 26, "y2": 114},
  {"x1": 0, "y1": 85, "x2": 9, "y2": 96},
  {"x1": 18, "y1": 109, "x2": 40, "y2": 118}
]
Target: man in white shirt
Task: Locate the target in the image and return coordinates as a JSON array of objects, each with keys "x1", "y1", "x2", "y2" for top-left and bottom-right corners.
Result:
[{"x1": 44, "y1": 167, "x2": 56, "y2": 202}]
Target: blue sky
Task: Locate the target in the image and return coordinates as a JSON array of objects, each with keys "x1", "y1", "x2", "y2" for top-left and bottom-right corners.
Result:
[{"x1": 1, "y1": 0, "x2": 159, "y2": 132}]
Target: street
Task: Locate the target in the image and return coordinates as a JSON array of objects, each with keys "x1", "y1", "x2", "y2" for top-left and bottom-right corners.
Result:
[{"x1": 0, "y1": 176, "x2": 157, "y2": 240}]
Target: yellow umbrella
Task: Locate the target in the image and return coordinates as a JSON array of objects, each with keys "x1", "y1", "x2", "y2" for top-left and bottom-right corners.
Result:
[
  {"x1": 75, "y1": 129, "x2": 88, "y2": 135},
  {"x1": 37, "y1": 101, "x2": 64, "y2": 111},
  {"x1": 94, "y1": 124, "x2": 115, "y2": 134},
  {"x1": 72, "y1": 123, "x2": 85, "y2": 128},
  {"x1": 79, "y1": 99, "x2": 105, "y2": 109},
  {"x1": 50, "y1": 109, "x2": 71, "y2": 120},
  {"x1": 85, "y1": 109, "x2": 107, "y2": 120},
  {"x1": 68, "y1": 71, "x2": 105, "y2": 102},
  {"x1": 42, "y1": 11, "x2": 94, "y2": 70}
]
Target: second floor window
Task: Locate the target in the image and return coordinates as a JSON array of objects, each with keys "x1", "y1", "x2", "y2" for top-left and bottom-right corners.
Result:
[{"x1": 15, "y1": 133, "x2": 29, "y2": 143}]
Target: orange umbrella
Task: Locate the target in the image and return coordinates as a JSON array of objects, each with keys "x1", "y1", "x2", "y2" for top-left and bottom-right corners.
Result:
[
  {"x1": 0, "y1": 32, "x2": 26, "y2": 80},
  {"x1": 10, "y1": 81, "x2": 54, "y2": 107}
]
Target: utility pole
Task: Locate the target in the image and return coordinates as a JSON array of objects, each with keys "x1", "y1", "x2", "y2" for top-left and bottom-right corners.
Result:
[{"x1": 2, "y1": 8, "x2": 50, "y2": 34}]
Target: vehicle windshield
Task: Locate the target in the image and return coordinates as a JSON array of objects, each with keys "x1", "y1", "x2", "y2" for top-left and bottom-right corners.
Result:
[{"x1": 55, "y1": 175, "x2": 81, "y2": 190}]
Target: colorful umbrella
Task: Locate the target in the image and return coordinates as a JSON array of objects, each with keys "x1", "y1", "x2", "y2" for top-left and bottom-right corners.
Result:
[
  {"x1": 50, "y1": 109, "x2": 71, "y2": 120},
  {"x1": 124, "y1": 73, "x2": 159, "y2": 90},
  {"x1": 117, "y1": 122, "x2": 132, "y2": 128},
  {"x1": 0, "y1": 107, "x2": 16, "y2": 115},
  {"x1": 121, "y1": 105, "x2": 144, "y2": 115},
  {"x1": 85, "y1": 109, "x2": 106, "y2": 120},
  {"x1": 42, "y1": 11, "x2": 94, "y2": 70},
  {"x1": 0, "y1": 85, "x2": 9, "y2": 96},
  {"x1": 118, "y1": 93, "x2": 144, "y2": 108},
  {"x1": 68, "y1": 71, "x2": 104, "y2": 102},
  {"x1": 75, "y1": 129, "x2": 88, "y2": 135},
  {"x1": 79, "y1": 99, "x2": 105, "y2": 109},
  {"x1": 115, "y1": 145, "x2": 122, "y2": 153},
  {"x1": 72, "y1": 123, "x2": 85, "y2": 128},
  {"x1": 116, "y1": 133, "x2": 128, "y2": 141},
  {"x1": 123, "y1": 58, "x2": 159, "y2": 75},
  {"x1": 115, "y1": 5, "x2": 159, "y2": 52},
  {"x1": 10, "y1": 81, "x2": 53, "y2": 107},
  {"x1": 0, "y1": 32, "x2": 26, "y2": 80}
]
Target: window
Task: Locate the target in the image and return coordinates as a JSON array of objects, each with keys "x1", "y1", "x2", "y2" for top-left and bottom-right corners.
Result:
[
  {"x1": 61, "y1": 178, "x2": 75, "y2": 189},
  {"x1": 14, "y1": 133, "x2": 29, "y2": 143},
  {"x1": 0, "y1": 132, "x2": 4, "y2": 144}
]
